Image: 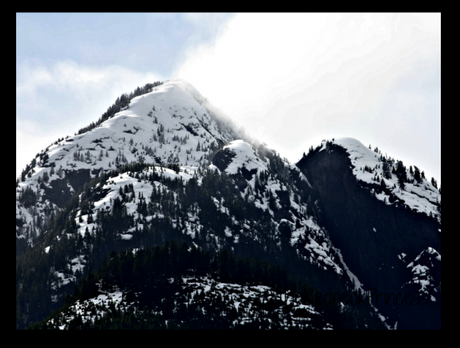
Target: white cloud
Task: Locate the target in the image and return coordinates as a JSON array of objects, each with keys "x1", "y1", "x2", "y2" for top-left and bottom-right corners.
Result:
[
  {"x1": 175, "y1": 13, "x2": 440, "y2": 181},
  {"x1": 181, "y1": 13, "x2": 235, "y2": 43}
]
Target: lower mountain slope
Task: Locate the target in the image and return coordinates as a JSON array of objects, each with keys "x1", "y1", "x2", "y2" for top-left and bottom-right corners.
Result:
[
  {"x1": 30, "y1": 243, "x2": 338, "y2": 330},
  {"x1": 30, "y1": 241, "x2": 392, "y2": 330}
]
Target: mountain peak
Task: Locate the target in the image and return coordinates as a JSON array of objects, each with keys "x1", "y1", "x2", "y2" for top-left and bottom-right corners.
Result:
[
  {"x1": 213, "y1": 139, "x2": 268, "y2": 175},
  {"x1": 16, "y1": 78, "x2": 244, "y2": 242},
  {"x1": 311, "y1": 137, "x2": 441, "y2": 220},
  {"x1": 19, "y1": 78, "x2": 242, "y2": 182}
]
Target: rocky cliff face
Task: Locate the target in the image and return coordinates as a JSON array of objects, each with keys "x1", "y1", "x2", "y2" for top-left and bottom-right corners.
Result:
[{"x1": 296, "y1": 139, "x2": 441, "y2": 329}]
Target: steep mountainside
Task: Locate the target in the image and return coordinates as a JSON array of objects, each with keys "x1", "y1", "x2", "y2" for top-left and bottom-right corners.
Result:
[
  {"x1": 16, "y1": 80, "x2": 440, "y2": 330},
  {"x1": 296, "y1": 138, "x2": 441, "y2": 329}
]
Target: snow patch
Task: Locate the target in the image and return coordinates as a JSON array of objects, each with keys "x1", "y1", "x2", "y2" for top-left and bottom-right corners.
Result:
[{"x1": 222, "y1": 140, "x2": 268, "y2": 175}]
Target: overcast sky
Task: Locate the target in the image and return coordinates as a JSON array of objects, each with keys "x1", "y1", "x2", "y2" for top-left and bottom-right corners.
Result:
[{"x1": 16, "y1": 13, "x2": 441, "y2": 185}]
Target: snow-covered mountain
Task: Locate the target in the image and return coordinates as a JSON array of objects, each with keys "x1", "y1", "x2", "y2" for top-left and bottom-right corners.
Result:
[
  {"x1": 16, "y1": 79, "x2": 244, "y2": 244},
  {"x1": 296, "y1": 138, "x2": 441, "y2": 329},
  {"x1": 16, "y1": 79, "x2": 440, "y2": 330}
]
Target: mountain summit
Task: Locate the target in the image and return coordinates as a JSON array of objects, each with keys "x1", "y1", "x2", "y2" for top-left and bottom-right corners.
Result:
[
  {"x1": 16, "y1": 79, "x2": 244, "y2": 241},
  {"x1": 16, "y1": 80, "x2": 440, "y2": 330}
]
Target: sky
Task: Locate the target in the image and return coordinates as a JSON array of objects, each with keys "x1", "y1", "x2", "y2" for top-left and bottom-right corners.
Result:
[{"x1": 16, "y1": 13, "x2": 441, "y2": 185}]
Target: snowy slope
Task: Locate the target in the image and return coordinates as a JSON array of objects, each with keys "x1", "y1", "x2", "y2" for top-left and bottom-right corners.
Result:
[
  {"x1": 332, "y1": 137, "x2": 440, "y2": 220},
  {"x1": 211, "y1": 140, "x2": 349, "y2": 278},
  {"x1": 39, "y1": 139, "x2": 350, "y2": 294},
  {"x1": 403, "y1": 246, "x2": 441, "y2": 302},
  {"x1": 34, "y1": 79, "x2": 240, "y2": 173},
  {"x1": 221, "y1": 140, "x2": 269, "y2": 175}
]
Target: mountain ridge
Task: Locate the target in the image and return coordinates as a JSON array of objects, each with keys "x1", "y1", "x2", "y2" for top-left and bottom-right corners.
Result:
[{"x1": 16, "y1": 79, "x2": 440, "y2": 329}]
